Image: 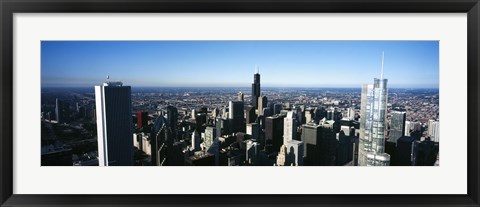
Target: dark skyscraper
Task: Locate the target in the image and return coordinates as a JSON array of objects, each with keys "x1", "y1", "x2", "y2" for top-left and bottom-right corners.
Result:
[
  {"x1": 95, "y1": 81, "x2": 134, "y2": 166},
  {"x1": 301, "y1": 119, "x2": 337, "y2": 166},
  {"x1": 166, "y1": 106, "x2": 178, "y2": 139},
  {"x1": 301, "y1": 123, "x2": 321, "y2": 165},
  {"x1": 318, "y1": 120, "x2": 337, "y2": 166},
  {"x1": 152, "y1": 115, "x2": 170, "y2": 166},
  {"x1": 229, "y1": 101, "x2": 245, "y2": 133},
  {"x1": 396, "y1": 136, "x2": 415, "y2": 166},
  {"x1": 313, "y1": 107, "x2": 326, "y2": 124},
  {"x1": 326, "y1": 109, "x2": 341, "y2": 122},
  {"x1": 389, "y1": 111, "x2": 406, "y2": 143},
  {"x1": 412, "y1": 139, "x2": 439, "y2": 166},
  {"x1": 336, "y1": 131, "x2": 356, "y2": 166},
  {"x1": 251, "y1": 69, "x2": 261, "y2": 108},
  {"x1": 265, "y1": 115, "x2": 284, "y2": 152},
  {"x1": 245, "y1": 106, "x2": 257, "y2": 124},
  {"x1": 273, "y1": 103, "x2": 283, "y2": 115}
]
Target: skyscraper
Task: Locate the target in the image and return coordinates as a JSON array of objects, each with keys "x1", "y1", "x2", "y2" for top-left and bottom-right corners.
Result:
[
  {"x1": 55, "y1": 98, "x2": 65, "y2": 123},
  {"x1": 251, "y1": 67, "x2": 261, "y2": 108},
  {"x1": 265, "y1": 115, "x2": 284, "y2": 152},
  {"x1": 285, "y1": 139, "x2": 304, "y2": 166},
  {"x1": 246, "y1": 123, "x2": 260, "y2": 141},
  {"x1": 95, "y1": 81, "x2": 134, "y2": 166},
  {"x1": 283, "y1": 111, "x2": 297, "y2": 144},
  {"x1": 305, "y1": 110, "x2": 312, "y2": 124},
  {"x1": 326, "y1": 109, "x2": 341, "y2": 122},
  {"x1": 246, "y1": 140, "x2": 260, "y2": 165},
  {"x1": 412, "y1": 139, "x2": 439, "y2": 166},
  {"x1": 318, "y1": 119, "x2": 337, "y2": 166},
  {"x1": 191, "y1": 130, "x2": 201, "y2": 151},
  {"x1": 358, "y1": 52, "x2": 390, "y2": 166},
  {"x1": 229, "y1": 101, "x2": 245, "y2": 133},
  {"x1": 237, "y1": 91, "x2": 244, "y2": 102},
  {"x1": 300, "y1": 119, "x2": 337, "y2": 166},
  {"x1": 273, "y1": 103, "x2": 283, "y2": 115},
  {"x1": 166, "y1": 106, "x2": 178, "y2": 139},
  {"x1": 427, "y1": 120, "x2": 440, "y2": 142},
  {"x1": 301, "y1": 123, "x2": 320, "y2": 165},
  {"x1": 257, "y1": 95, "x2": 268, "y2": 116},
  {"x1": 396, "y1": 136, "x2": 415, "y2": 166},
  {"x1": 136, "y1": 111, "x2": 148, "y2": 129},
  {"x1": 346, "y1": 107, "x2": 356, "y2": 120},
  {"x1": 204, "y1": 126, "x2": 216, "y2": 150},
  {"x1": 313, "y1": 107, "x2": 326, "y2": 124},
  {"x1": 389, "y1": 111, "x2": 406, "y2": 144},
  {"x1": 404, "y1": 121, "x2": 413, "y2": 136},
  {"x1": 245, "y1": 106, "x2": 257, "y2": 124},
  {"x1": 151, "y1": 116, "x2": 168, "y2": 166}
]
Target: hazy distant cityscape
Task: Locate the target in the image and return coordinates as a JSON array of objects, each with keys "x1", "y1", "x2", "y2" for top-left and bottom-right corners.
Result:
[{"x1": 40, "y1": 41, "x2": 439, "y2": 166}]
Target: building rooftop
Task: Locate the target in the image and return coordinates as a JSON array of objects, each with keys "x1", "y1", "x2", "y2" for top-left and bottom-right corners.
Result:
[
  {"x1": 103, "y1": 81, "x2": 123, "y2": 87},
  {"x1": 286, "y1": 139, "x2": 303, "y2": 145}
]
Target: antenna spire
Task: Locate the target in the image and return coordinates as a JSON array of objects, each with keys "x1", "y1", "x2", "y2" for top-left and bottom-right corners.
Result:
[
  {"x1": 255, "y1": 65, "x2": 259, "y2": 74},
  {"x1": 381, "y1": 51, "x2": 384, "y2": 79}
]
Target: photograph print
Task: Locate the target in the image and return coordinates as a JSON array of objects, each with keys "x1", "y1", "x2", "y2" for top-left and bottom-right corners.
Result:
[{"x1": 40, "y1": 41, "x2": 439, "y2": 167}]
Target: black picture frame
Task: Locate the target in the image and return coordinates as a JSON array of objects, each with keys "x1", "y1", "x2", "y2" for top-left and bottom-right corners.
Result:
[{"x1": 1, "y1": 0, "x2": 479, "y2": 206}]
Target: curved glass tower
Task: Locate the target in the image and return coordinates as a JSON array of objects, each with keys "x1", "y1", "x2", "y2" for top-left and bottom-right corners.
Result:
[{"x1": 358, "y1": 52, "x2": 390, "y2": 166}]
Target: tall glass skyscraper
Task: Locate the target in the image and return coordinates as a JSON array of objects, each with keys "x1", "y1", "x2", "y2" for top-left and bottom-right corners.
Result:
[
  {"x1": 359, "y1": 53, "x2": 390, "y2": 166},
  {"x1": 251, "y1": 67, "x2": 261, "y2": 108},
  {"x1": 95, "y1": 80, "x2": 134, "y2": 166}
]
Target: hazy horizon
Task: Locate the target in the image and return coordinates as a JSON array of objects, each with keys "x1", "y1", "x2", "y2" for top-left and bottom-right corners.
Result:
[
  {"x1": 40, "y1": 85, "x2": 440, "y2": 90},
  {"x1": 41, "y1": 41, "x2": 439, "y2": 88}
]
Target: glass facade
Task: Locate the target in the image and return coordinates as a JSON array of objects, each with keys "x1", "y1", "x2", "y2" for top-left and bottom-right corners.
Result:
[
  {"x1": 359, "y1": 78, "x2": 389, "y2": 166},
  {"x1": 390, "y1": 111, "x2": 406, "y2": 143}
]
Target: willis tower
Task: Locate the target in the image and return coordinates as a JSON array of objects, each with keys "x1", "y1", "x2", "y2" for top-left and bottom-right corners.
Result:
[{"x1": 251, "y1": 66, "x2": 261, "y2": 108}]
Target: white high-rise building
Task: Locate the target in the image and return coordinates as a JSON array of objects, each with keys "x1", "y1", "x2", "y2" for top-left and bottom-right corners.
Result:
[
  {"x1": 283, "y1": 111, "x2": 297, "y2": 144},
  {"x1": 95, "y1": 81, "x2": 133, "y2": 166},
  {"x1": 358, "y1": 52, "x2": 390, "y2": 166},
  {"x1": 346, "y1": 107, "x2": 355, "y2": 120},
  {"x1": 404, "y1": 120, "x2": 412, "y2": 136},
  {"x1": 228, "y1": 101, "x2": 234, "y2": 119},
  {"x1": 305, "y1": 110, "x2": 312, "y2": 124},
  {"x1": 405, "y1": 121, "x2": 422, "y2": 136},
  {"x1": 191, "y1": 130, "x2": 201, "y2": 151},
  {"x1": 428, "y1": 120, "x2": 440, "y2": 142}
]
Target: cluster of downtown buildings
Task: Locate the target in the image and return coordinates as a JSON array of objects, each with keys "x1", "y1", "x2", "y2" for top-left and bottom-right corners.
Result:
[{"x1": 41, "y1": 66, "x2": 439, "y2": 166}]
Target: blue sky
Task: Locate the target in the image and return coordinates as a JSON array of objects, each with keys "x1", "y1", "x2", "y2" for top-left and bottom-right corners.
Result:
[{"x1": 41, "y1": 41, "x2": 439, "y2": 88}]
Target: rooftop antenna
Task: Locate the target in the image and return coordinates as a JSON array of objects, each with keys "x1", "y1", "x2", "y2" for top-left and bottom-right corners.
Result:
[
  {"x1": 381, "y1": 51, "x2": 385, "y2": 80},
  {"x1": 255, "y1": 65, "x2": 259, "y2": 74}
]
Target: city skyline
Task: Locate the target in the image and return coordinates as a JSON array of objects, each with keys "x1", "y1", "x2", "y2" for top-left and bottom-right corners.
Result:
[
  {"x1": 41, "y1": 41, "x2": 439, "y2": 167},
  {"x1": 41, "y1": 41, "x2": 439, "y2": 88},
  {"x1": 41, "y1": 74, "x2": 439, "y2": 167}
]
